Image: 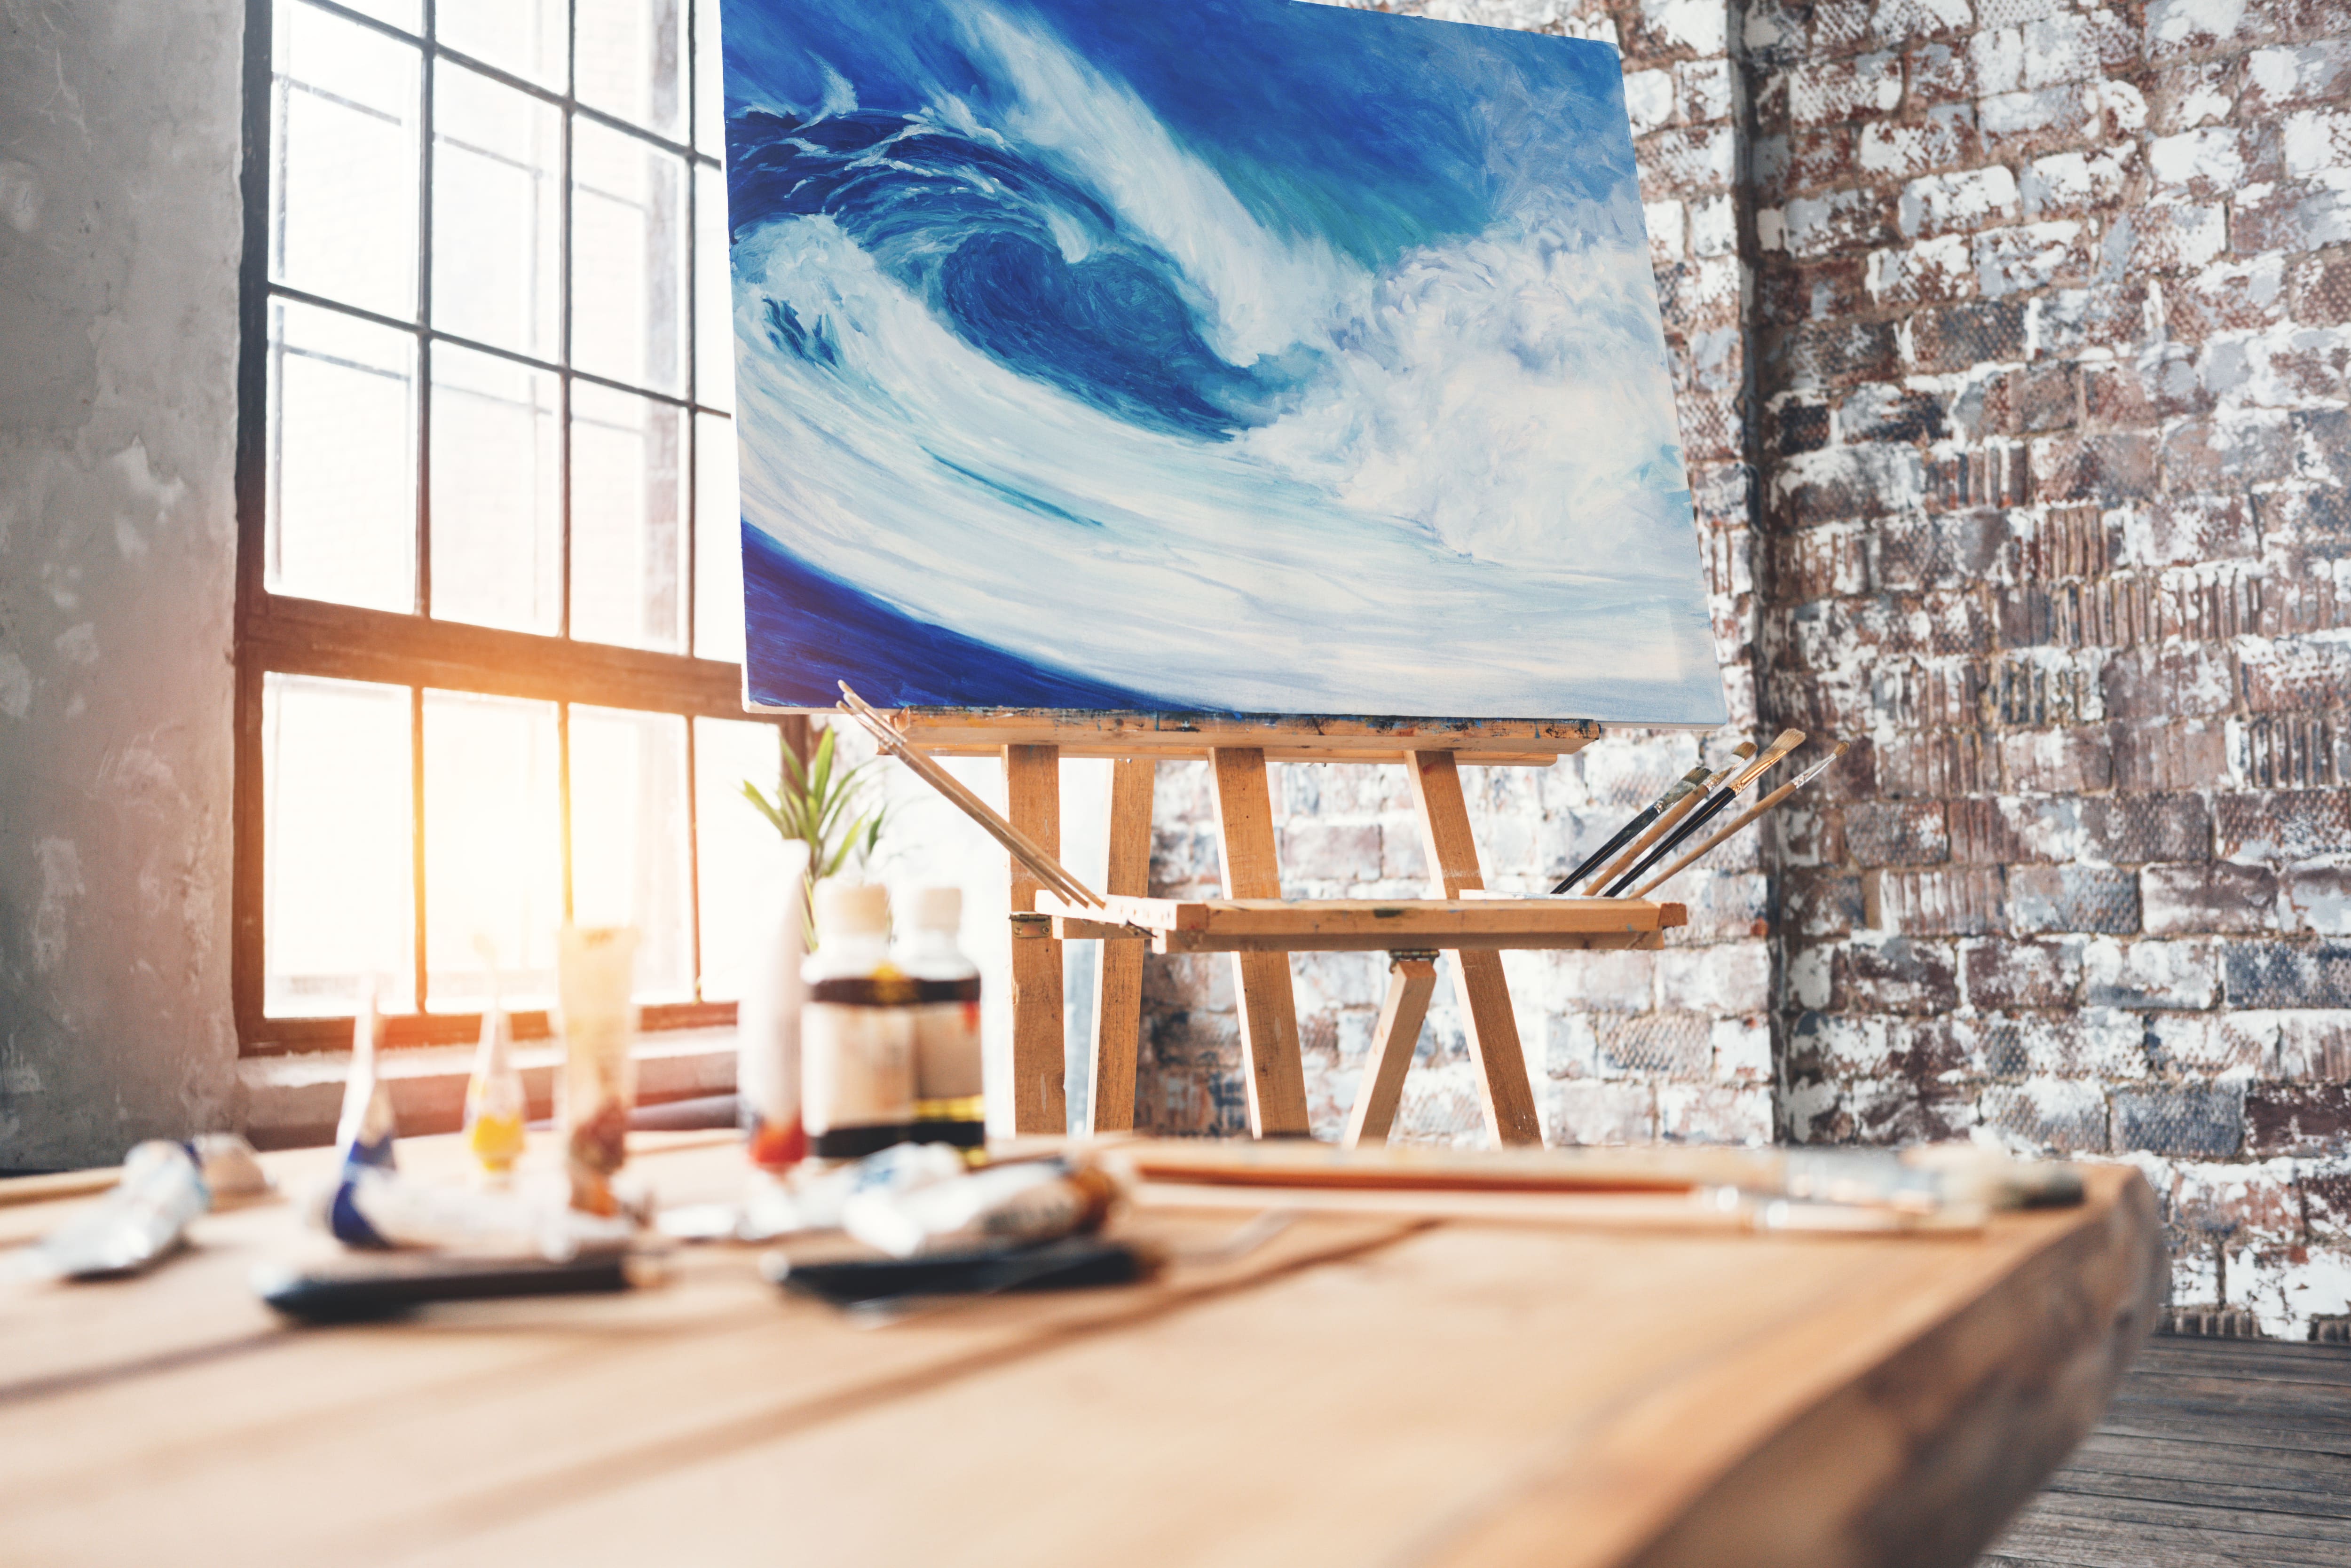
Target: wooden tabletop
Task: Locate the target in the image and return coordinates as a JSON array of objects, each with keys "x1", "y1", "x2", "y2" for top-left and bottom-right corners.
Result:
[{"x1": 0, "y1": 1133, "x2": 2161, "y2": 1568}]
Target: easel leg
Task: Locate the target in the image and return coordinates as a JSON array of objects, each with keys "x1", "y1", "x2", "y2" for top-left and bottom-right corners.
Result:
[
  {"x1": 1087, "y1": 757, "x2": 1153, "y2": 1134},
  {"x1": 1407, "y1": 751, "x2": 1543, "y2": 1147},
  {"x1": 1003, "y1": 743, "x2": 1066, "y2": 1135},
  {"x1": 1207, "y1": 747, "x2": 1310, "y2": 1136},
  {"x1": 1342, "y1": 953, "x2": 1438, "y2": 1148}
]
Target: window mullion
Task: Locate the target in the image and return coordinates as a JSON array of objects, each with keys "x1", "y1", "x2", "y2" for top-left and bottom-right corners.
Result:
[
  {"x1": 410, "y1": 684, "x2": 429, "y2": 1014},
  {"x1": 415, "y1": 0, "x2": 434, "y2": 621}
]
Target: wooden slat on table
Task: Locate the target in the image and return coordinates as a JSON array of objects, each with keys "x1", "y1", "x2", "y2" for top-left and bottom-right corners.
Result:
[{"x1": 0, "y1": 1140, "x2": 2158, "y2": 1568}]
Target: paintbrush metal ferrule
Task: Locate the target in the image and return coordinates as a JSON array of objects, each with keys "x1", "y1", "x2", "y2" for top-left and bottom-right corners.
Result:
[
  {"x1": 1603, "y1": 729, "x2": 1805, "y2": 895},
  {"x1": 1628, "y1": 741, "x2": 1852, "y2": 898}
]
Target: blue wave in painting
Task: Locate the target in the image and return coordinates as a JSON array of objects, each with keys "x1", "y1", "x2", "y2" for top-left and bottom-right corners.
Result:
[
  {"x1": 742, "y1": 524, "x2": 1169, "y2": 709},
  {"x1": 721, "y1": 0, "x2": 1728, "y2": 723}
]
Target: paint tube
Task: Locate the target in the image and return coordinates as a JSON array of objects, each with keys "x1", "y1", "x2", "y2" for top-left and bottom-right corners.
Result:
[
  {"x1": 558, "y1": 925, "x2": 639, "y2": 1215},
  {"x1": 841, "y1": 1156, "x2": 1121, "y2": 1259},
  {"x1": 325, "y1": 985, "x2": 401, "y2": 1246},
  {"x1": 898, "y1": 887, "x2": 985, "y2": 1148},
  {"x1": 737, "y1": 842, "x2": 812, "y2": 1171},
  {"x1": 464, "y1": 946, "x2": 528, "y2": 1181},
  {"x1": 16, "y1": 1141, "x2": 211, "y2": 1281},
  {"x1": 656, "y1": 1138, "x2": 966, "y2": 1243},
  {"x1": 316, "y1": 1166, "x2": 638, "y2": 1259}
]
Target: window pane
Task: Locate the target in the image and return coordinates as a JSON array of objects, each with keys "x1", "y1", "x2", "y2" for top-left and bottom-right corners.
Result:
[
  {"x1": 267, "y1": 298, "x2": 417, "y2": 611},
  {"x1": 694, "y1": 160, "x2": 734, "y2": 411},
  {"x1": 422, "y1": 691, "x2": 563, "y2": 1010},
  {"x1": 572, "y1": 119, "x2": 686, "y2": 392},
  {"x1": 272, "y1": 0, "x2": 419, "y2": 318},
  {"x1": 693, "y1": 0, "x2": 724, "y2": 154},
  {"x1": 264, "y1": 674, "x2": 415, "y2": 1015},
  {"x1": 430, "y1": 345, "x2": 561, "y2": 633},
  {"x1": 576, "y1": 0, "x2": 685, "y2": 139},
  {"x1": 571, "y1": 706, "x2": 693, "y2": 999},
  {"x1": 438, "y1": 0, "x2": 568, "y2": 89},
  {"x1": 693, "y1": 410, "x2": 742, "y2": 662},
  {"x1": 694, "y1": 717, "x2": 782, "y2": 1002},
  {"x1": 329, "y1": 0, "x2": 420, "y2": 32},
  {"x1": 432, "y1": 62, "x2": 561, "y2": 358},
  {"x1": 572, "y1": 382, "x2": 685, "y2": 649}
]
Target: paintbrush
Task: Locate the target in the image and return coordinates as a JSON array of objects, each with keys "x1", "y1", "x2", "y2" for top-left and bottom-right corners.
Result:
[
  {"x1": 1550, "y1": 743, "x2": 1754, "y2": 894},
  {"x1": 1585, "y1": 729, "x2": 1800, "y2": 897},
  {"x1": 1602, "y1": 727, "x2": 1806, "y2": 895},
  {"x1": 834, "y1": 684, "x2": 1108, "y2": 910},
  {"x1": 1629, "y1": 742, "x2": 1851, "y2": 898}
]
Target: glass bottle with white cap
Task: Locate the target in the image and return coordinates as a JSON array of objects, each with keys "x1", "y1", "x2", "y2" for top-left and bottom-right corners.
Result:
[
  {"x1": 898, "y1": 886, "x2": 984, "y2": 1149},
  {"x1": 799, "y1": 881, "x2": 917, "y2": 1160}
]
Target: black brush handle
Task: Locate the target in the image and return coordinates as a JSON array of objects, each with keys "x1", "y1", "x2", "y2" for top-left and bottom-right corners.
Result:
[
  {"x1": 256, "y1": 1253, "x2": 639, "y2": 1322},
  {"x1": 1550, "y1": 805, "x2": 1658, "y2": 894},
  {"x1": 1605, "y1": 787, "x2": 1741, "y2": 895}
]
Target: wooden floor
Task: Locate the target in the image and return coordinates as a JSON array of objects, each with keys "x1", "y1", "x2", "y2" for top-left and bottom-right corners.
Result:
[{"x1": 1982, "y1": 1335, "x2": 2351, "y2": 1567}]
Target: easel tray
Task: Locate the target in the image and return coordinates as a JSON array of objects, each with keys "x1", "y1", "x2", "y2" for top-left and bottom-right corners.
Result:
[{"x1": 1036, "y1": 893, "x2": 1687, "y2": 953}]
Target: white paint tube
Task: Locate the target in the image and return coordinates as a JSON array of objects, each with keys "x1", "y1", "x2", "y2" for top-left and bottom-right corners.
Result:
[
  {"x1": 842, "y1": 1157, "x2": 1121, "y2": 1259},
  {"x1": 558, "y1": 925, "x2": 639, "y2": 1215}
]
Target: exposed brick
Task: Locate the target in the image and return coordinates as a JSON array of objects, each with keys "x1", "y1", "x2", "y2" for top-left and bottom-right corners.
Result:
[
  {"x1": 1869, "y1": 866, "x2": 2006, "y2": 934},
  {"x1": 1973, "y1": 1008, "x2": 2146, "y2": 1079},
  {"x1": 2033, "y1": 432, "x2": 2160, "y2": 504},
  {"x1": 2214, "y1": 791, "x2": 2351, "y2": 862},
  {"x1": 2083, "y1": 936, "x2": 2219, "y2": 1009},
  {"x1": 1783, "y1": 868, "x2": 1866, "y2": 939},
  {"x1": 2102, "y1": 644, "x2": 2236, "y2": 722},
  {"x1": 1982, "y1": 1079, "x2": 2112, "y2": 1153},
  {"x1": 2081, "y1": 793, "x2": 2212, "y2": 865},
  {"x1": 2145, "y1": 863, "x2": 2282, "y2": 936},
  {"x1": 2225, "y1": 943, "x2": 2351, "y2": 1009},
  {"x1": 1878, "y1": 729, "x2": 1989, "y2": 798},
  {"x1": 1788, "y1": 51, "x2": 1903, "y2": 125},
  {"x1": 1833, "y1": 936, "x2": 1959, "y2": 1013},
  {"x1": 2111, "y1": 717, "x2": 2229, "y2": 790},
  {"x1": 1963, "y1": 936, "x2": 2083, "y2": 1009},
  {"x1": 1656, "y1": 1083, "x2": 1774, "y2": 1144},
  {"x1": 2009, "y1": 864, "x2": 2142, "y2": 934},
  {"x1": 1776, "y1": 319, "x2": 1903, "y2": 388},
  {"x1": 2114, "y1": 1082, "x2": 2245, "y2": 1158},
  {"x1": 1999, "y1": 726, "x2": 2113, "y2": 794},
  {"x1": 2245, "y1": 1083, "x2": 2351, "y2": 1157},
  {"x1": 2148, "y1": 1012, "x2": 2279, "y2": 1074},
  {"x1": 1900, "y1": 165, "x2": 2021, "y2": 239},
  {"x1": 2285, "y1": 868, "x2": 2351, "y2": 937},
  {"x1": 1910, "y1": 300, "x2": 2029, "y2": 370},
  {"x1": 1843, "y1": 799, "x2": 1951, "y2": 865},
  {"x1": 2239, "y1": 635, "x2": 2351, "y2": 715},
  {"x1": 2279, "y1": 1011, "x2": 2351, "y2": 1079}
]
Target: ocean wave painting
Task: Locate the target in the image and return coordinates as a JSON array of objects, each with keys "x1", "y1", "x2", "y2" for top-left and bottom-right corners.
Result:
[{"x1": 722, "y1": 0, "x2": 1728, "y2": 725}]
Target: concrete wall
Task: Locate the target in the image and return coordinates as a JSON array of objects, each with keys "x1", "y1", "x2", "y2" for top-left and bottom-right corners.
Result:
[{"x1": 0, "y1": 0, "x2": 246, "y2": 1167}]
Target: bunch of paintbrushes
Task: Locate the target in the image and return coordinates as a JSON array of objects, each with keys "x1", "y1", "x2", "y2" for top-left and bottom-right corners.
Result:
[{"x1": 1554, "y1": 729, "x2": 1850, "y2": 899}]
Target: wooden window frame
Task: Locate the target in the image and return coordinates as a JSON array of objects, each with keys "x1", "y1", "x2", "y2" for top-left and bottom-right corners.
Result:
[{"x1": 231, "y1": 0, "x2": 803, "y2": 1055}]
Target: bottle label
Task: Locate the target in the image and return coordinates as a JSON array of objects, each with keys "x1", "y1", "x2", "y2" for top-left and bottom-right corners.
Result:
[
  {"x1": 913, "y1": 998, "x2": 984, "y2": 1102},
  {"x1": 802, "y1": 1001, "x2": 915, "y2": 1135}
]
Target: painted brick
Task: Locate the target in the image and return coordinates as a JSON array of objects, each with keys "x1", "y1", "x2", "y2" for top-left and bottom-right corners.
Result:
[
  {"x1": 1900, "y1": 166, "x2": 2022, "y2": 239},
  {"x1": 2278, "y1": 1011, "x2": 2351, "y2": 1079},
  {"x1": 2145, "y1": 862, "x2": 2282, "y2": 935},
  {"x1": 2214, "y1": 790, "x2": 2351, "y2": 862},
  {"x1": 1552, "y1": 1079, "x2": 1657, "y2": 1146},
  {"x1": 2224, "y1": 943, "x2": 2351, "y2": 1009},
  {"x1": 1982, "y1": 1078, "x2": 2112, "y2": 1153},
  {"x1": 2245, "y1": 1083, "x2": 2351, "y2": 1156},
  {"x1": 1657, "y1": 1083, "x2": 1775, "y2": 1144},
  {"x1": 1843, "y1": 799, "x2": 1950, "y2": 865},
  {"x1": 2008, "y1": 864, "x2": 2142, "y2": 934},
  {"x1": 1869, "y1": 866, "x2": 2007, "y2": 934},
  {"x1": 1963, "y1": 936, "x2": 2084, "y2": 1008},
  {"x1": 2114, "y1": 1081, "x2": 2246, "y2": 1158},
  {"x1": 2285, "y1": 868, "x2": 2351, "y2": 936},
  {"x1": 1833, "y1": 936, "x2": 1960, "y2": 1013},
  {"x1": 1999, "y1": 726, "x2": 2114, "y2": 794},
  {"x1": 1910, "y1": 299, "x2": 2030, "y2": 370},
  {"x1": 2111, "y1": 717, "x2": 2229, "y2": 790},
  {"x1": 2083, "y1": 936, "x2": 2220, "y2": 1009},
  {"x1": 2241, "y1": 39, "x2": 2351, "y2": 115}
]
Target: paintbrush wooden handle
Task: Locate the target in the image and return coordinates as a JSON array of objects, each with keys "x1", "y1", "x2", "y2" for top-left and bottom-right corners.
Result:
[
  {"x1": 1630, "y1": 741, "x2": 1850, "y2": 898},
  {"x1": 836, "y1": 688, "x2": 1107, "y2": 908}
]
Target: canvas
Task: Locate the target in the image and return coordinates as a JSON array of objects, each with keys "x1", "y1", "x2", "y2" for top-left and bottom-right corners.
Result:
[{"x1": 722, "y1": 0, "x2": 1726, "y2": 725}]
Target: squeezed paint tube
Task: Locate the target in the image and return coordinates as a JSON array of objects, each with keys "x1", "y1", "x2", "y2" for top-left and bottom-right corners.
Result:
[
  {"x1": 841, "y1": 1156, "x2": 1121, "y2": 1260},
  {"x1": 464, "y1": 938, "x2": 528, "y2": 1180},
  {"x1": 559, "y1": 926, "x2": 639, "y2": 1215},
  {"x1": 316, "y1": 1166, "x2": 638, "y2": 1259},
  {"x1": 16, "y1": 1141, "x2": 211, "y2": 1281},
  {"x1": 736, "y1": 843, "x2": 811, "y2": 1171},
  {"x1": 324, "y1": 984, "x2": 402, "y2": 1246},
  {"x1": 656, "y1": 1139, "x2": 966, "y2": 1243}
]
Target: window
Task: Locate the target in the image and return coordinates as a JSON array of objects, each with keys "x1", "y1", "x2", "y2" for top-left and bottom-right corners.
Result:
[{"x1": 234, "y1": 0, "x2": 799, "y2": 1051}]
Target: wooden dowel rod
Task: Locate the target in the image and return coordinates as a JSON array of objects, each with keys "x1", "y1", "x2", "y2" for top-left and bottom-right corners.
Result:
[
  {"x1": 1630, "y1": 742, "x2": 1851, "y2": 898},
  {"x1": 835, "y1": 686, "x2": 1107, "y2": 908}
]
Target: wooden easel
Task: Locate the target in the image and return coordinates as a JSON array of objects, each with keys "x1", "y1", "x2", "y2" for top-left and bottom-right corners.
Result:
[{"x1": 879, "y1": 710, "x2": 1685, "y2": 1148}]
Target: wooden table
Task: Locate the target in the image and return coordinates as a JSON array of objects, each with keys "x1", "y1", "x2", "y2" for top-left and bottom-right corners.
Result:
[{"x1": 0, "y1": 1134, "x2": 2162, "y2": 1568}]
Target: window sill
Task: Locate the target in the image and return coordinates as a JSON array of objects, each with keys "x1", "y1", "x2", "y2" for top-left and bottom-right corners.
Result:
[{"x1": 238, "y1": 1028, "x2": 739, "y2": 1150}]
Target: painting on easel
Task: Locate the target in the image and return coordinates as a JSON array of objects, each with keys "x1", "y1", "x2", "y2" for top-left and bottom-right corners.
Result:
[{"x1": 720, "y1": 0, "x2": 1726, "y2": 727}]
